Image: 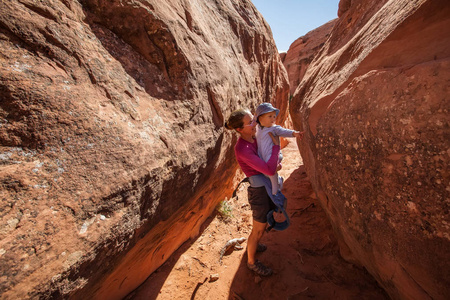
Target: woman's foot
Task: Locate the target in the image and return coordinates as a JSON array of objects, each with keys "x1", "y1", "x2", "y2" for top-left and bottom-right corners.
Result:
[
  {"x1": 247, "y1": 260, "x2": 273, "y2": 276},
  {"x1": 256, "y1": 243, "x2": 267, "y2": 253}
]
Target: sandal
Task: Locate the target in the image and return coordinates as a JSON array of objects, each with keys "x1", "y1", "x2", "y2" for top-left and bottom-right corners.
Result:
[
  {"x1": 256, "y1": 243, "x2": 267, "y2": 253},
  {"x1": 247, "y1": 260, "x2": 273, "y2": 276}
]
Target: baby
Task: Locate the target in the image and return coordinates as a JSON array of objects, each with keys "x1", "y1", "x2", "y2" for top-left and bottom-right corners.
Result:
[{"x1": 254, "y1": 102, "x2": 303, "y2": 195}]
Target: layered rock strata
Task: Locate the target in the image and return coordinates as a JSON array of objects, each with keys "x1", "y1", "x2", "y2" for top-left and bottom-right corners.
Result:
[
  {"x1": 0, "y1": 0, "x2": 288, "y2": 298},
  {"x1": 290, "y1": 0, "x2": 450, "y2": 299}
]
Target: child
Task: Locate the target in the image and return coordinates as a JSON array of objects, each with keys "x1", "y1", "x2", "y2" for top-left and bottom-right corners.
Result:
[{"x1": 254, "y1": 102, "x2": 303, "y2": 196}]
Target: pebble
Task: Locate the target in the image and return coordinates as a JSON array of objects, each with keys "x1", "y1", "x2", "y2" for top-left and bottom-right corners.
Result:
[{"x1": 209, "y1": 273, "x2": 219, "y2": 282}]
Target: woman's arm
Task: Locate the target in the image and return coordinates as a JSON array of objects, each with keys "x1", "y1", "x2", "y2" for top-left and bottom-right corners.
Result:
[{"x1": 238, "y1": 144, "x2": 280, "y2": 176}]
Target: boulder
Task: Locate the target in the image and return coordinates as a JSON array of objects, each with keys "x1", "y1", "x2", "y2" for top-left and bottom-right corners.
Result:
[
  {"x1": 0, "y1": 0, "x2": 288, "y2": 299},
  {"x1": 290, "y1": 0, "x2": 450, "y2": 299}
]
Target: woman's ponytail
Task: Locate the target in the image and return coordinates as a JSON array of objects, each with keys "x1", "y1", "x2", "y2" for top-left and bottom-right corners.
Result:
[{"x1": 224, "y1": 108, "x2": 250, "y2": 131}]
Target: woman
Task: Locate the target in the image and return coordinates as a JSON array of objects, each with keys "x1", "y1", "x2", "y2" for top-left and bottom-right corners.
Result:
[{"x1": 224, "y1": 108, "x2": 280, "y2": 276}]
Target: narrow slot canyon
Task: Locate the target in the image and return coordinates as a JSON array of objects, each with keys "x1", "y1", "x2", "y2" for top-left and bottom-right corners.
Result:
[{"x1": 0, "y1": 0, "x2": 448, "y2": 299}]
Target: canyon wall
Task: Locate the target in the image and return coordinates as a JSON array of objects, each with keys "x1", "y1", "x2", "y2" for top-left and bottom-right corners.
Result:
[
  {"x1": 290, "y1": 0, "x2": 450, "y2": 299},
  {"x1": 0, "y1": 0, "x2": 288, "y2": 299},
  {"x1": 283, "y1": 19, "x2": 337, "y2": 95}
]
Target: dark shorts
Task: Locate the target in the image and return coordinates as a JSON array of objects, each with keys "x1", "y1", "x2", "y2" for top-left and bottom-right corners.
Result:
[{"x1": 248, "y1": 186, "x2": 276, "y2": 223}]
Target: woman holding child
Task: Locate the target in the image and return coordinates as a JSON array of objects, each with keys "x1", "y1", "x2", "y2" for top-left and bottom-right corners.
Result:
[
  {"x1": 225, "y1": 103, "x2": 303, "y2": 276},
  {"x1": 224, "y1": 105, "x2": 282, "y2": 277}
]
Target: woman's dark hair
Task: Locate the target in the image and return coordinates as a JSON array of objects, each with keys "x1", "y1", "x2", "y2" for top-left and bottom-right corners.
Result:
[{"x1": 224, "y1": 108, "x2": 251, "y2": 130}]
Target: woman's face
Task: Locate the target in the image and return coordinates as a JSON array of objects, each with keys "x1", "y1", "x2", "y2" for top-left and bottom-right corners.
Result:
[{"x1": 238, "y1": 113, "x2": 256, "y2": 136}]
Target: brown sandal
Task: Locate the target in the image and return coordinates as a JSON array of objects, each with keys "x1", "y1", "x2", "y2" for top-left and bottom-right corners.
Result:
[{"x1": 247, "y1": 260, "x2": 273, "y2": 276}]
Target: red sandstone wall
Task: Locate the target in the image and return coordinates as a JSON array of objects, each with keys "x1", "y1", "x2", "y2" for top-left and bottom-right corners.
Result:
[
  {"x1": 283, "y1": 19, "x2": 337, "y2": 95},
  {"x1": 0, "y1": 0, "x2": 288, "y2": 298},
  {"x1": 290, "y1": 0, "x2": 450, "y2": 298}
]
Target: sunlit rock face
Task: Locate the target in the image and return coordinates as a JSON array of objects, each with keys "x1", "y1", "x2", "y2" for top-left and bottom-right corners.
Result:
[
  {"x1": 283, "y1": 19, "x2": 337, "y2": 95},
  {"x1": 0, "y1": 0, "x2": 288, "y2": 298},
  {"x1": 290, "y1": 0, "x2": 450, "y2": 299}
]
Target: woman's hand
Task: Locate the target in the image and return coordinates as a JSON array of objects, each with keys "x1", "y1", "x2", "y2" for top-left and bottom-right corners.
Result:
[{"x1": 268, "y1": 132, "x2": 280, "y2": 146}]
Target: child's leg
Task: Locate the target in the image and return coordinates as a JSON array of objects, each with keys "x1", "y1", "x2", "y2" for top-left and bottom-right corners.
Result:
[{"x1": 269, "y1": 172, "x2": 279, "y2": 195}]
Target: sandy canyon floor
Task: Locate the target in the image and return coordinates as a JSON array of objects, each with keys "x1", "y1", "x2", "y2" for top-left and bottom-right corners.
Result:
[{"x1": 126, "y1": 141, "x2": 388, "y2": 300}]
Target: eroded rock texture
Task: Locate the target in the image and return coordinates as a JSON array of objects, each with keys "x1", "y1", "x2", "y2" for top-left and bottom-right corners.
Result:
[
  {"x1": 0, "y1": 0, "x2": 288, "y2": 298},
  {"x1": 283, "y1": 19, "x2": 337, "y2": 95},
  {"x1": 290, "y1": 0, "x2": 449, "y2": 299}
]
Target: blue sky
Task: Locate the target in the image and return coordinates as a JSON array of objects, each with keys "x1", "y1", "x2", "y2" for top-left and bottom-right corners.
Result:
[{"x1": 251, "y1": 0, "x2": 340, "y2": 52}]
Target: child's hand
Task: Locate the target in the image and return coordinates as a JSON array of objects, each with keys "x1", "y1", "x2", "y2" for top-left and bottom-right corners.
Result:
[{"x1": 293, "y1": 131, "x2": 305, "y2": 139}]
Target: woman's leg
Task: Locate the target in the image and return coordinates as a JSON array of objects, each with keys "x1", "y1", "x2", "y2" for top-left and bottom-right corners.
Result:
[
  {"x1": 247, "y1": 220, "x2": 266, "y2": 265},
  {"x1": 247, "y1": 186, "x2": 272, "y2": 265}
]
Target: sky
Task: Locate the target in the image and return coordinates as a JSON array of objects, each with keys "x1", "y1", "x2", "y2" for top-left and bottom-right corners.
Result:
[{"x1": 251, "y1": 0, "x2": 340, "y2": 52}]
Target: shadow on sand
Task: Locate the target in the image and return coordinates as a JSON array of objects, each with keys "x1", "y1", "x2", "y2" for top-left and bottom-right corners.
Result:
[{"x1": 123, "y1": 212, "x2": 217, "y2": 300}]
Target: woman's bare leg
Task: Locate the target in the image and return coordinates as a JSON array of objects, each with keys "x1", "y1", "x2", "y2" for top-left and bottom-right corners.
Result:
[{"x1": 247, "y1": 220, "x2": 266, "y2": 265}]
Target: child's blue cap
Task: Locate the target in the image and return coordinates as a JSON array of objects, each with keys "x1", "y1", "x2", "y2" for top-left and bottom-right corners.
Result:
[{"x1": 255, "y1": 102, "x2": 280, "y2": 119}]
